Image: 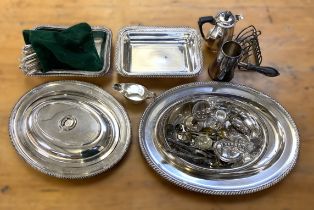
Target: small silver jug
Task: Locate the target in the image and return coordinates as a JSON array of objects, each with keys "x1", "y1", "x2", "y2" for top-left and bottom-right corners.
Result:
[
  {"x1": 209, "y1": 41, "x2": 279, "y2": 82},
  {"x1": 198, "y1": 11, "x2": 243, "y2": 52}
]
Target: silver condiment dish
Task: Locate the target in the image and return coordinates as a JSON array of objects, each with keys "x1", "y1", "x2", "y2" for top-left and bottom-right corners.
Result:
[{"x1": 113, "y1": 83, "x2": 156, "y2": 103}]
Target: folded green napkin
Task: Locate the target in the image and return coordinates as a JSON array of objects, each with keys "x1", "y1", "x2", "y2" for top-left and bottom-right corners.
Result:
[{"x1": 23, "y1": 23, "x2": 103, "y2": 72}]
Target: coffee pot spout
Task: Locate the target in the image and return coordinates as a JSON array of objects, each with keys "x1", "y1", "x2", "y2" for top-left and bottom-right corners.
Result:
[{"x1": 235, "y1": 14, "x2": 244, "y2": 22}]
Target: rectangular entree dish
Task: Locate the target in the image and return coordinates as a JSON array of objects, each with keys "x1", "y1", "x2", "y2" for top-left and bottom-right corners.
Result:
[
  {"x1": 20, "y1": 25, "x2": 112, "y2": 77},
  {"x1": 115, "y1": 26, "x2": 203, "y2": 77}
]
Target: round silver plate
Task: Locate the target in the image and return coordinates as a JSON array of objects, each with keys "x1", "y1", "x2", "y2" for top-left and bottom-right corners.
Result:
[
  {"x1": 9, "y1": 81, "x2": 131, "y2": 179},
  {"x1": 139, "y1": 82, "x2": 299, "y2": 195}
]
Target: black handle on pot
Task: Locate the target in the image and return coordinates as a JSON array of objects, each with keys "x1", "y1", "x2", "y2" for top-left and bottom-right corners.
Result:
[
  {"x1": 198, "y1": 16, "x2": 216, "y2": 39},
  {"x1": 239, "y1": 63, "x2": 280, "y2": 77}
]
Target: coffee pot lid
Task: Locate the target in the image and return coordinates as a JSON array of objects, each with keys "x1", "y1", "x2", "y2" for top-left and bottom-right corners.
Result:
[{"x1": 216, "y1": 11, "x2": 237, "y2": 28}]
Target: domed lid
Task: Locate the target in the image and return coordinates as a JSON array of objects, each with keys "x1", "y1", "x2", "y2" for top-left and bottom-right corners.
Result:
[
  {"x1": 9, "y1": 81, "x2": 131, "y2": 178},
  {"x1": 215, "y1": 11, "x2": 238, "y2": 28}
]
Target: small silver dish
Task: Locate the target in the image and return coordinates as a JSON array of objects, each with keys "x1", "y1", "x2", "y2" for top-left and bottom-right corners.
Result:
[
  {"x1": 115, "y1": 26, "x2": 203, "y2": 77},
  {"x1": 139, "y1": 82, "x2": 299, "y2": 195},
  {"x1": 9, "y1": 81, "x2": 131, "y2": 178},
  {"x1": 20, "y1": 25, "x2": 112, "y2": 77},
  {"x1": 113, "y1": 83, "x2": 156, "y2": 103}
]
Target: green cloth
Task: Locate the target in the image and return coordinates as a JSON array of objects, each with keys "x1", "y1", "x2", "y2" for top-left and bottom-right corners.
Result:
[{"x1": 23, "y1": 23, "x2": 103, "y2": 72}]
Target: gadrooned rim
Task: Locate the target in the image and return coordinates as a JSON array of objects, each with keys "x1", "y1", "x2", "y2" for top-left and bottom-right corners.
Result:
[
  {"x1": 8, "y1": 80, "x2": 131, "y2": 179},
  {"x1": 139, "y1": 81, "x2": 300, "y2": 195}
]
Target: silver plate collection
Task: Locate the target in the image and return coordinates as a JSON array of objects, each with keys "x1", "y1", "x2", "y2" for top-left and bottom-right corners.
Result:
[
  {"x1": 9, "y1": 81, "x2": 131, "y2": 178},
  {"x1": 115, "y1": 26, "x2": 203, "y2": 77},
  {"x1": 139, "y1": 82, "x2": 299, "y2": 195},
  {"x1": 9, "y1": 14, "x2": 300, "y2": 194}
]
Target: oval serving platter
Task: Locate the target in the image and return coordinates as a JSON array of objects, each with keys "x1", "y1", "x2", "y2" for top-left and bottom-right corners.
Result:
[
  {"x1": 9, "y1": 81, "x2": 131, "y2": 178},
  {"x1": 139, "y1": 82, "x2": 299, "y2": 195}
]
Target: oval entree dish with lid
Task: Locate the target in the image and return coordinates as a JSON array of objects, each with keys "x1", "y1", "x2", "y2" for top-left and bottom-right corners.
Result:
[{"x1": 9, "y1": 80, "x2": 131, "y2": 179}]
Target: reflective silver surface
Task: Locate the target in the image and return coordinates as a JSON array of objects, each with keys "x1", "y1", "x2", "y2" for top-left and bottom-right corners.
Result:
[
  {"x1": 9, "y1": 81, "x2": 131, "y2": 178},
  {"x1": 209, "y1": 41, "x2": 242, "y2": 81},
  {"x1": 113, "y1": 83, "x2": 156, "y2": 103},
  {"x1": 139, "y1": 82, "x2": 299, "y2": 194},
  {"x1": 198, "y1": 11, "x2": 243, "y2": 52},
  {"x1": 20, "y1": 25, "x2": 112, "y2": 77},
  {"x1": 115, "y1": 26, "x2": 203, "y2": 77}
]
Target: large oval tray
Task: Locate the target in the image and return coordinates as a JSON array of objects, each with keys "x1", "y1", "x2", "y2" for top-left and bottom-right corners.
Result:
[
  {"x1": 9, "y1": 81, "x2": 131, "y2": 178},
  {"x1": 139, "y1": 82, "x2": 299, "y2": 195}
]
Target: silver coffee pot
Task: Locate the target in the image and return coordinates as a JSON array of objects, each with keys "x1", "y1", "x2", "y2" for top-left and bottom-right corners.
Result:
[{"x1": 198, "y1": 11, "x2": 243, "y2": 52}]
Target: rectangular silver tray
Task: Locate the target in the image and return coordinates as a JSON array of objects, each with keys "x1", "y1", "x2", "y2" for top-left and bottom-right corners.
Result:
[
  {"x1": 20, "y1": 25, "x2": 112, "y2": 77},
  {"x1": 115, "y1": 26, "x2": 203, "y2": 77}
]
